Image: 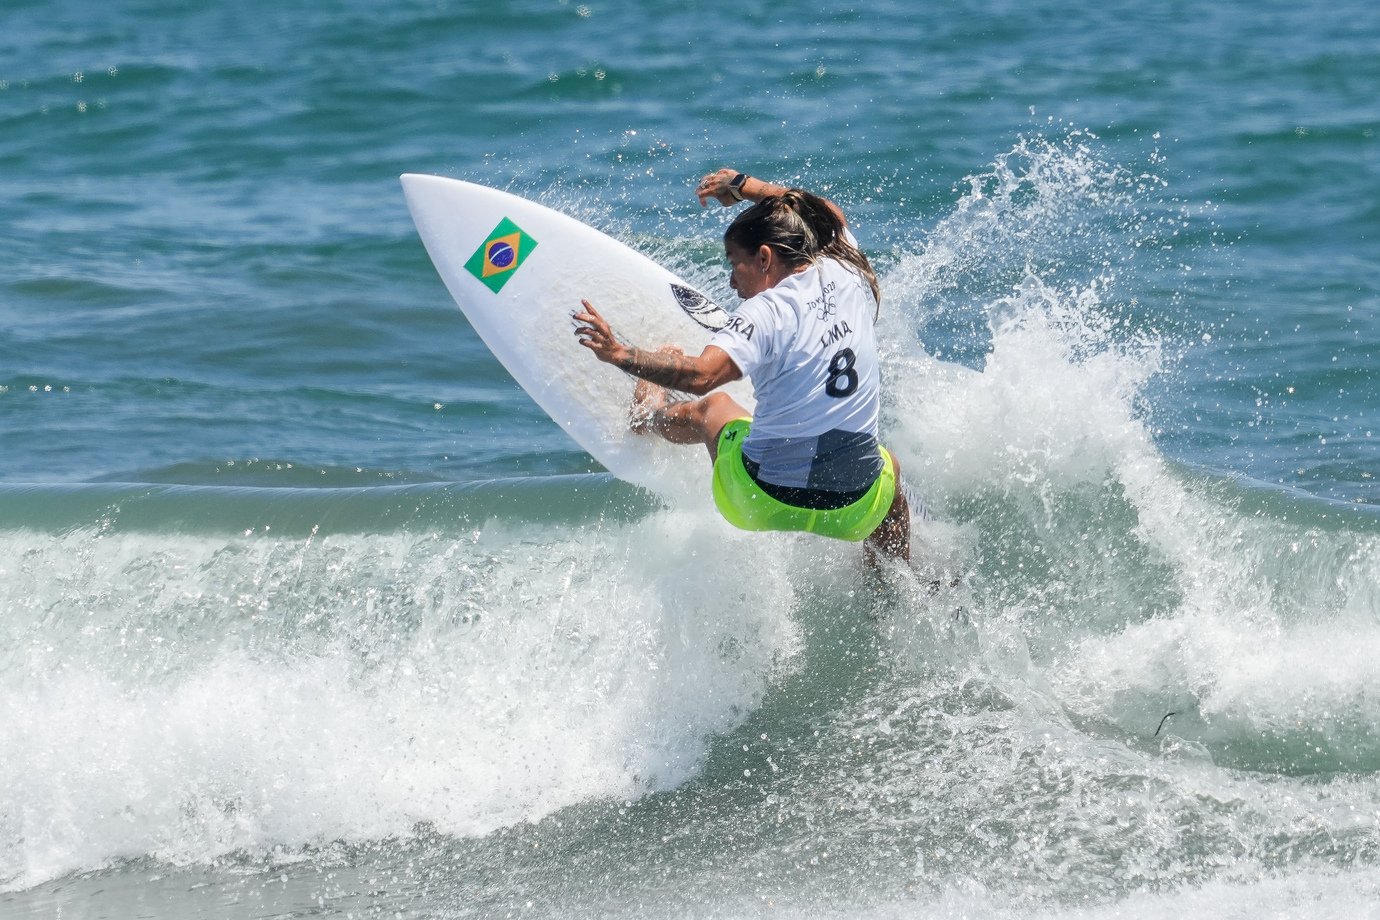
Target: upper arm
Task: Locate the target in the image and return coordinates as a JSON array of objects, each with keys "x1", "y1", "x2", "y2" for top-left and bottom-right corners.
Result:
[{"x1": 690, "y1": 345, "x2": 743, "y2": 394}]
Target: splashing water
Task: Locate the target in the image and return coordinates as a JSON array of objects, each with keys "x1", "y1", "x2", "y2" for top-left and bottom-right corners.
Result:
[
  {"x1": 874, "y1": 132, "x2": 1380, "y2": 785},
  {"x1": 6, "y1": 132, "x2": 1380, "y2": 914}
]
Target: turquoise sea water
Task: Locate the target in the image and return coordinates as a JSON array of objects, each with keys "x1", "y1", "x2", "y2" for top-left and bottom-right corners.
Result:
[{"x1": 3, "y1": 1, "x2": 1380, "y2": 916}]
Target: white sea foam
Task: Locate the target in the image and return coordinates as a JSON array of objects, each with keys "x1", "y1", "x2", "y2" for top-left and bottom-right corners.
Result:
[
  {"x1": 873, "y1": 132, "x2": 1380, "y2": 774},
  {"x1": 716, "y1": 865, "x2": 1380, "y2": 920},
  {"x1": 7, "y1": 134, "x2": 1379, "y2": 905},
  {"x1": 0, "y1": 509, "x2": 802, "y2": 891}
]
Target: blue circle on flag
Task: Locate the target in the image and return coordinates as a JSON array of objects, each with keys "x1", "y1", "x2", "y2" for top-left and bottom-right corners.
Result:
[{"x1": 487, "y1": 241, "x2": 515, "y2": 269}]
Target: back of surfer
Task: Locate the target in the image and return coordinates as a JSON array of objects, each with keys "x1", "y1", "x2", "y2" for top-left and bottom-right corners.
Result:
[{"x1": 573, "y1": 168, "x2": 909, "y2": 565}]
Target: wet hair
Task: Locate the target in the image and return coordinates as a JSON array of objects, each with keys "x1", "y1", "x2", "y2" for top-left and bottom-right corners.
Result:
[{"x1": 724, "y1": 188, "x2": 881, "y2": 313}]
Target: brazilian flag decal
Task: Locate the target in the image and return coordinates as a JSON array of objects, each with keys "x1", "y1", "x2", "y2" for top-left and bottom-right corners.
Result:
[{"x1": 464, "y1": 218, "x2": 538, "y2": 293}]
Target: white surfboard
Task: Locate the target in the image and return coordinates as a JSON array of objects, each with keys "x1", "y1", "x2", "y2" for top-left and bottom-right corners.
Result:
[{"x1": 401, "y1": 174, "x2": 754, "y2": 493}]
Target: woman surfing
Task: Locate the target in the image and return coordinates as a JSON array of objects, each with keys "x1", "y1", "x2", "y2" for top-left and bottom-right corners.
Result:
[{"x1": 573, "y1": 168, "x2": 909, "y2": 565}]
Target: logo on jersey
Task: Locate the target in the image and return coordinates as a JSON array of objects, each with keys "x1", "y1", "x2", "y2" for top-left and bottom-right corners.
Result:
[
  {"x1": 465, "y1": 218, "x2": 538, "y2": 293},
  {"x1": 808, "y1": 279, "x2": 838, "y2": 320},
  {"x1": 670, "y1": 284, "x2": 730, "y2": 331}
]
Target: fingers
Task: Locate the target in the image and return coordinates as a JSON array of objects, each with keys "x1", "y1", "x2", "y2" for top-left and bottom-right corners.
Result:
[
  {"x1": 572, "y1": 300, "x2": 616, "y2": 356},
  {"x1": 696, "y1": 178, "x2": 720, "y2": 208},
  {"x1": 695, "y1": 172, "x2": 715, "y2": 207},
  {"x1": 572, "y1": 298, "x2": 598, "y2": 323},
  {"x1": 572, "y1": 320, "x2": 605, "y2": 345},
  {"x1": 695, "y1": 168, "x2": 736, "y2": 207}
]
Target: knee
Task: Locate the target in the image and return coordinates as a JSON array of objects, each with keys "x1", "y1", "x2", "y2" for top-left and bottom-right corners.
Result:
[
  {"x1": 696, "y1": 392, "x2": 735, "y2": 418},
  {"x1": 692, "y1": 392, "x2": 743, "y2": 430}
]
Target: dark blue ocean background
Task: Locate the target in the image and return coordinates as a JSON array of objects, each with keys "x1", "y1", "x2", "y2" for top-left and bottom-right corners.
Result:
[{"x1": 3, "y1": 1, "x2": 1379, "y2": 917}]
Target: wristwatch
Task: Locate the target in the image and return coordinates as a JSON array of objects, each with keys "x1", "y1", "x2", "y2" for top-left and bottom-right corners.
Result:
[{"x1": 728, "y1": 173, "x2": 749, "y2": 201}]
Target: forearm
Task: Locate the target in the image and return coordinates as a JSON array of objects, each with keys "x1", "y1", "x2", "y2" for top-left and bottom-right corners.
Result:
[
  {"x1": 738, "y1": 175, "x2": 789, "y2": 203},
  {"x1": 619, "y1": 346, "x2": 714, "y2": 394},
  {"x1": 725, "y1": 172, "x2": 847, "y2": 226}
]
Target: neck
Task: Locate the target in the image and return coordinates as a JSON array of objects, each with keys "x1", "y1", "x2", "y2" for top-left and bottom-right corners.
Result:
[{"x1": 766, "y1": 261, "x2": 810, "y2": 288}]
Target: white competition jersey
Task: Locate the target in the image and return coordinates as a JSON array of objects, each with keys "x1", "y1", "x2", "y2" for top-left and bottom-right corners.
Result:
[{"x1": 709, "y1": 255, "x2": 883, "y2": 492}]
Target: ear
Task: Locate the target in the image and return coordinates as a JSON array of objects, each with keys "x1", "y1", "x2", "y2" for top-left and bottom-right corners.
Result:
[{"x1": 756, "y1": 244, "x2": 774, "y2": 273}]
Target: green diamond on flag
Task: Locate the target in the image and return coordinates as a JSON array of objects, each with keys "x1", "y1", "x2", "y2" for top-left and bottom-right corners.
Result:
[{"x1": 464, "y1": 218, "x2": 538, "y2": 293}]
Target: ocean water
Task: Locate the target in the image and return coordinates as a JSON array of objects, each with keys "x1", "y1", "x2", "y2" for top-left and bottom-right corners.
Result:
[{"x1": 3, "y1": 0, "x2": 1380, "y2": 916}]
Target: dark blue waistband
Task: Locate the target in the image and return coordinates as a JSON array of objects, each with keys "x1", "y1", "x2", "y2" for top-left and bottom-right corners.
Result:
[{"x1": 741, "y1": 454, "x2": 874, "y2": 510}]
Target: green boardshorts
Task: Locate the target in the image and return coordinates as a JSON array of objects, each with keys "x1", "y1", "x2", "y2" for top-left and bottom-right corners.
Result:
[{"x1": 711, "y1": 418, "x2": 896, "y2": 542}]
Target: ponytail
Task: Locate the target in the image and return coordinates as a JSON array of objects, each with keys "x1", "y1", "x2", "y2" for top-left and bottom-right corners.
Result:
[{"x1": 724, "y1": 188, "x2": 881, "y2": 315}]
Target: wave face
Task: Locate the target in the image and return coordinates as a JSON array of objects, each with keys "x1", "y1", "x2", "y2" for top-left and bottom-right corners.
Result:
[
  {"x1": 0, "y1": 477, "x2": 808, "y2": 891},
  {"x1": 5, "y1": 133, "x2": 1380, "y2": 918},
  {"x1": 5, "y1": 0, "x2": 1380, "y2": 912}
]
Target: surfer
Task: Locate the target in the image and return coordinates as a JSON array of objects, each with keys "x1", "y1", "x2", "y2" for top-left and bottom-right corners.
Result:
[{"x1": 573, "y1": 168, "x2": 909, "y2": 564}]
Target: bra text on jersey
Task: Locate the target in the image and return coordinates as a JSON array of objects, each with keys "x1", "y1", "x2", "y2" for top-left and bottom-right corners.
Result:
[{"x1": 721, "y1": 315, "x2": 755, "y2": 340}]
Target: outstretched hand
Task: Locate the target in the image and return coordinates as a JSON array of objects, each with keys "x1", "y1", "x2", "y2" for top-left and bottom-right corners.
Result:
[
  {"x1": 572, "y1": 300, "x2": 629, "y2": 366},
  {"x1": 696, "y1": 167, "x2": 742, "y2": 208}
]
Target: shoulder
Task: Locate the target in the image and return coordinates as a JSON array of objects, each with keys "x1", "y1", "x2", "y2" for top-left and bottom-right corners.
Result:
[
  {"x1": 819, "y1": 255, "x2": 871, "y2": 294},
  {"x1": 739, "y1": 284, "x2": 798, "y2": 318},
  {"x1": 766, "y1": 265, "x2": 825, "y2": 302},
  {"x1": 714, "y1": 287, "x2": 796, "y2": 350}
]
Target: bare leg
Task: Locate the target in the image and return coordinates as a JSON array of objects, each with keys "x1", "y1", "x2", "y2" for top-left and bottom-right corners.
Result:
[
  {"x1": 632, "y1": 375, "x2": 910, "y2": 566},
  {"x1": 864, "y1": 454, "x2": 911, "y2": 566},
  {"x1": 631, "y1": 384, "x2": 749, "y2": 461},
  {"x1": 629, "y1": 378, "x2": 672, "y2": 435}
]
